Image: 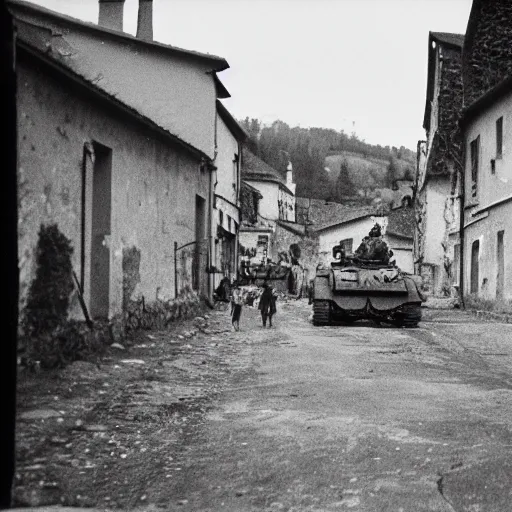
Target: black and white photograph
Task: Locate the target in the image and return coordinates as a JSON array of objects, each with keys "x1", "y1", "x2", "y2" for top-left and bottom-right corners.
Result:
[{"x1": 3, "y1": 0, "x2": 512, "y2": 510}]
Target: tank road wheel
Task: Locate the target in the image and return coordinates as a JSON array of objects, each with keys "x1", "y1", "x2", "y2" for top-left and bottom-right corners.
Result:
[
  {"x1": 313, "y1": 300, "x2": 331, "y2": 326},
  {"x1": 394, "y1": 304, "x2": 422, "y2": 328}
]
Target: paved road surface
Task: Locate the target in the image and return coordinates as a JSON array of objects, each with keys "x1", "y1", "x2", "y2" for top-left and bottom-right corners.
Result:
[
  {"x1": 15, "y1": 300, "x2": 512, "y2": 511},
  {"x1": 165, "y1": 302, "x2": 512, "y2": 511}
]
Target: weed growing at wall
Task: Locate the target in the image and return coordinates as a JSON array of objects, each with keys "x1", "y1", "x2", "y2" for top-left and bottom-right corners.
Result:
[
  {"x1": 464, "y1": 294, "x2": 512, "y2": 315},
  {"x1": 23, "y1": 224, "x2": 74, "y2": 337},
  {"x1": 22, "y1": 224, "x2": 107, "y2": 368}
]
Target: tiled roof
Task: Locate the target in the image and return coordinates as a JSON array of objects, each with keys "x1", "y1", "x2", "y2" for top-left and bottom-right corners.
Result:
[
  {"x1": 386, "y1": 206, "x2": 415, "y2": 239},
  {"x1": 242, "y1": 150, "x2": 286, "y2": 186},
  {"x1": 10, "y1": 0, "x2": 228, "y2": 67},
  {"x1": 431, "y1": 32, "x2": 465, "y2": 48},
  {"x1": 296, "y1": 198, "x2": 377, "y2": 233},
  {"x1": 277, "y1": 220, "x2": 306, "y2": 236}
]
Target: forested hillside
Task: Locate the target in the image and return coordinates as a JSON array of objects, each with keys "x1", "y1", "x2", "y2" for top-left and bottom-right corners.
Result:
[{"x1": 239, "y1": 118, "x2": 416, "y2": 203}]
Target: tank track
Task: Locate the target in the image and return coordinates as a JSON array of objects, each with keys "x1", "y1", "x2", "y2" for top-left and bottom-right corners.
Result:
[
  {"x1": 393, "y1": 304, "x2": 422, "y2": 328},
  {"x1": 313, "y1": 300, "x2": 331, "y2": 326}
]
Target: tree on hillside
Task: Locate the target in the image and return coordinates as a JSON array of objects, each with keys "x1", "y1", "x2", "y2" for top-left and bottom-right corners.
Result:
[
  {"x1": 386, "y1": 156, "x2": 398, "y2": 189},
  {"x1": 403, "y1": 167, "x2": 414, "y2": 181},
  {"x1": 240, "y1": 117, "x2": 260, "y2": 155},
  {"x1": 335, "y1": 159, "x2": 356, "y2": 200}
]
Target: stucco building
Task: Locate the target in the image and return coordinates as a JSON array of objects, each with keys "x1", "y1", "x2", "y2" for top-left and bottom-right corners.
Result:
[
  {"x1": 414, "y1": 32, "x2": 464, "y2": 297},
  {"x1": 239, "y1": 150, "x2": 300, "y2": 266},
  {"x1": 460, "y1": 0, "x2": 512, "y2": 301},
  {"x1": 12, "y1": 0, "x2": 235, "y2": 326},
  {"x1": 211, "y1": 101, "x2": 246, "y2": 290}
]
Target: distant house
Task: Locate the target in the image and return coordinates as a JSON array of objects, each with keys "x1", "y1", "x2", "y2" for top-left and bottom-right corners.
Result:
[
  {"x1": 313, "y1": 212, "x2": 387, "y2": 265},
  {"x1": 242, "y1": 150, "x2": 296, "y2": 223},
  {"x1": 301, "y1": 200, "x2": 414, "y2": 273},
  {"x1": 212, "y1": 101, "x2": 246, "y2": 290},
  {"x1": 12, "y1": 0, "x2": 232, "y2": 326},
  {"x1": 414, "y1": 31, "x2": 464, "y2": 297},
  {"x1": 460, "y1": 0, "x2": 512, "y2": 301},
  {"x1": 239, "y1": 151, "x2": 301, "y2": 267}
]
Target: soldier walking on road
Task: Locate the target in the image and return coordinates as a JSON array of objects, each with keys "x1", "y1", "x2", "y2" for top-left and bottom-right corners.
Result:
[
  {"x1": 259, "y1": 282, "x2": 277, "y2": 328},
  {"x1": 230, "y1": 281, "x2": 243, "y2": 331}
]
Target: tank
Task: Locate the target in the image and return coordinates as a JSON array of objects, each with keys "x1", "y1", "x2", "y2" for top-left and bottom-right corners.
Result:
[{"x1": 312, "y1": 224, "x2": 426, "y2": 328}]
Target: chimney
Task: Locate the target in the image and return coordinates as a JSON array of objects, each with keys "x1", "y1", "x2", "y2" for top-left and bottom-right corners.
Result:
[
  {"x1": 98, "y1": 0, "x2": 125, "y2": 32},
  {"x1": 286, "y1": 161, "x2": 296, "y2": 196},
  {"x1": 286, "y1": 161, "x2": 293, "y2": 185},
  {"x1": 136, "y1": 0, "x2": 153, "y2": 41}
]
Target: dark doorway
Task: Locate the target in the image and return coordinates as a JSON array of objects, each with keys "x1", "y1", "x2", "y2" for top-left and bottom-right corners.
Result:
[
  {"x1": 90, "y1": 143, "x2": 112, "y2": 318},
  {"x1": 497, "y1": 230, "x2": 505, "y2": 299},
  {"x1": 470, "y1": 239, "x2": 480, "y2": 295},
  {"x1": 194, "y1": 195, "x2": 206, "y2": 294}
]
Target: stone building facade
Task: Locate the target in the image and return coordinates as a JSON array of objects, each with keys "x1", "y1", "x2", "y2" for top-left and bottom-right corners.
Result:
[
  {"x1": 414, "y1": 32, "x2": 464, "y2": 297},
  {"x1": 460, "y1": 0, "x2": 512, "y2": 302}
]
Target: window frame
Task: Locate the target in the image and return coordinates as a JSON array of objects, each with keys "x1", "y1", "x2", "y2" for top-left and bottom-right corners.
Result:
[
  {"x1": 470, "y1": 135, "x2": 480, "y2": 199},
  {"x1": 496, "y1": 116, "x2": 503, "y2": 160}
]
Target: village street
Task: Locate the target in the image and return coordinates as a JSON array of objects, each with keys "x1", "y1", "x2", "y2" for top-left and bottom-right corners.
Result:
[{"x1": 15, "y1": 300, "x2": 512, "y2": 512}]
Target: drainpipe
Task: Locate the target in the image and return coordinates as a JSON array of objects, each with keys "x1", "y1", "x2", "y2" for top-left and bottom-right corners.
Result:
[
  {"x1": 458, "y1": 140, "x2": 466, "y2": 309},
  {"x1": 207, "y1": 110, "x2": 219, "y2": 301}
]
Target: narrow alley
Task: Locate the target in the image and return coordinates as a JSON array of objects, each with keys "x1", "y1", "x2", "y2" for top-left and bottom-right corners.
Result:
[{"x1": 15, "y1": 300, "x2": 512, "y2": 512}]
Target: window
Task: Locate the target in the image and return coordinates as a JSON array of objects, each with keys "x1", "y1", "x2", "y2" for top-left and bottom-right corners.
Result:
[
  {"x1": 232, "y1": 154, "x2": 238, "y2": 191},
  {"x1": 496, "y1": 117, "x2": 503, "y2": 159},
  {"x1": 470, "y1": 135, "x2": 480, "y2": 199},
  {"x1": 497, "y1": 230, "x2": 505, "y2": 299},
  {"x1": 470, "y1": 240, "x2": 480, "y2": 294},
  {"x1": 219, "y1": 210, "x2": 224, "y2": 227}
]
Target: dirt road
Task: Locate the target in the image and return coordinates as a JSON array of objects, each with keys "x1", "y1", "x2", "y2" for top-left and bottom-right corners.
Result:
[{"x1": 15, "y1": 300, "x2": 512, "y2": 511}]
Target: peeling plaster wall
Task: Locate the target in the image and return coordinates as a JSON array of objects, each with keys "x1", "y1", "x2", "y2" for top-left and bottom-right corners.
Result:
[
  {"x1": 464, "y1": 201, "x2": 512, "y2": 299},
  {"x1": 462, "y1": 90, "x2": 512, "y2": 300},
  {"x1": 17, "y1": 55, "x2": 208, "y2": 320},
  {"x1": 415, "y1": 41, "x2": 463, "y2": 296}
]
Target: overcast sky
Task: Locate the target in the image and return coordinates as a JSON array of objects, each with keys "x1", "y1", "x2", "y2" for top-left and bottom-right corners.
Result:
[{"x1": 29, "y1": 0, "x2": 472, "y2": 150}]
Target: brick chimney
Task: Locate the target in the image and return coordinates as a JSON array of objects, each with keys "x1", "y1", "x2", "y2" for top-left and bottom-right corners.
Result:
[
  {"x1": 98, "y1": 0, "x2": 125, "y2": 32},
  {"x1": 136, "y1": 0, "x2": 153, "y2": 41}
]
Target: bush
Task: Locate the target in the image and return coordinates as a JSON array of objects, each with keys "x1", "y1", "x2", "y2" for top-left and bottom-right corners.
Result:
[
  {"x1": 23, "y1": 224, "x2": 74, "y2": 337},
  {"x1": 21, "y1": 224, "x2": 109, "y2": 369},
  {"x1": 464, "y1": 294, "x2": 512, "y2": 315}
]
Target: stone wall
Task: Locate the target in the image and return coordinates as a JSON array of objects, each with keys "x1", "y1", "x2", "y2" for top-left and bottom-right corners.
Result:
[
  {"x1": 463, "y1": 0, "x2": 512, "y2": 107},
  {"x1": 428, "y1": 45, "x2": 463, "y2": 178}
]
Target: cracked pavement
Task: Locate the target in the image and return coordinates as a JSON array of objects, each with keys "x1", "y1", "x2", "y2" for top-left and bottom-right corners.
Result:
[{"x1": 15, "y1": 300, "x2": 512, "y2": 511}]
